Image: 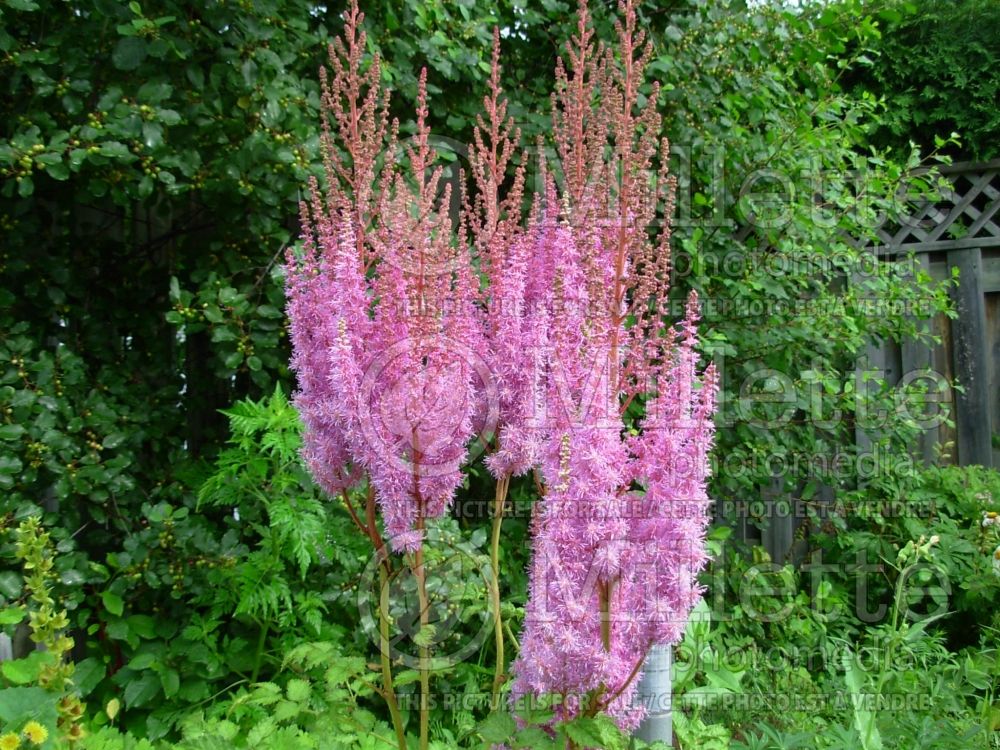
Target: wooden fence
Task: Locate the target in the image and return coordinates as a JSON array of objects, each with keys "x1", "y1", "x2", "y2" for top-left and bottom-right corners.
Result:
[
  {"x1": 734, "y1": 158, "x2": 1000, "y2": 562},
  {"x1": 860, "y1": 157, "x2": 1000, "y2": 468}
]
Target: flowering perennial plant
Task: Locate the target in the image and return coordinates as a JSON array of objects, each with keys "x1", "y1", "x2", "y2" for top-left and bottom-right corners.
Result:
[
  {"x1": 505, "y1": 2, "x2": 718, "y2": 727},
  {"x1": 285, "y1": 0, "x2": 718, "y2": 741},
  {"x1": 285, "y1": 2, "x2": 486, "y2": 554}
]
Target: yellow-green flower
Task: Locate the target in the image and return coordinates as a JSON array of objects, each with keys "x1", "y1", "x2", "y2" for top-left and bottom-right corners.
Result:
[
  {"x1": 0, "y1": 732, "x2": 22, "y2": 750},
  {"x1": 21, "y1": 722, "x2": 47, "y2": 746},
  {"x1": 64, "y1": 724, "x2": 86, "y2": 743}
]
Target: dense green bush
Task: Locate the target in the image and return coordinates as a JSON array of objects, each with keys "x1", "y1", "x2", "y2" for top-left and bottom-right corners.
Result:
[
  {"x1": 641, "y1": 0, "x2": 954, "y2": 531},
  {"x1": 849, "y1": 0, "x2": 1000, "y2": 161},
  {"x1": 0, "y1": 0, "x2": 528, "y2": 737},
  {"x1": 819, "y1": 465, "x2": 1000, "y2": 647}
]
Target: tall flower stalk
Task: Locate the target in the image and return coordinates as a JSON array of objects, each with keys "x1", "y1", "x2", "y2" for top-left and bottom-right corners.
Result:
[
  {"x1": 508, "y1": 0, "x2": 718, "y2": 730},
  {"x1": 287, "y1": 0, "x2": 717, "y2": 742},
  {"x1": 463, "y1": 30, "x2": 541, "y2": 707},
  {"x1": 285, "y1": 3, "x2": 485, "y2": 748}
]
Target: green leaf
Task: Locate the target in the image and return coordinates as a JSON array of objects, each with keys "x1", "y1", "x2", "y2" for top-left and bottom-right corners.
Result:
[
  {"x1": 4, "y1": 0, "x2": 40, "y2": 10},
  {"x1": 123, "y1": 671, "x2": 160, "y2": 708},
  {"x1": 178, "y1": 679, "x2": 210, "y2": 703},
  {"x1": 72, "y1": 657, "x2": 106, "y2": 697},
  {"x1": 142, "y1": 122, "x2": 163, "y2": 149},
  {"x1": 0, "y1": 454, "x2": 22, "y2": 474},
  {"x1": 102, "y1": 590, "x2": 124, "y2": 617},
  {"x1": 102, "y1": 433, "x2": 127, "y2": 449},
  {"x1": 127, "y1": 614, "x2": 157, "y2": 639},
  {"x1": 392, "y1": 669, "x2": 420, "y2": 687},
  {"x1": 112, "y1": 37, "x2": 147, "y2": 71},
  {"x1": 68, "y1": 148, "x2": 88, "y2": 169},
  {"x1": 0, "y1": 687, "x2": 56, "y2": 728},
  {"x1": 127, "y1": 652, "x2": 158, "y2": 670},
  {"x1": 160, "y1": 668, "x2": 180, "y2": 698},
  {"x1": 99, "y1": 141, "x2": 130, "y2": 159},
  {"x1": 219, "y1": 287, "x2": 239, "y2": 305},
  {"x1": 0, "y1": 423, "x2": 25, "y2": 441},
  {"x1": 138, "y1": 81, "x2": 172, "y2": 103},
  {"x1": 213, "y1": 720, "x2": 238, "y2": 741},
  {"x1": 256, "y1": 304, "x2": 282, "y2": 318},
  {"x1": 247, "y1": 718, "x2": 277, "y2": 745},
  {"x1": 564, "y1": 716, "x2": 626, "y2": 750},
  {"x1": 0, "y1": 606, "x2": 25, "y2": 625},
  {"x1": 45, "y1": 161, "x2": 70, "y2": 181},
  {"x1": 478, "y1": 712, "x2": 516, "y2": 744},
  {"x1": 2, "y1": 651, "x2": 53, "y2": 685},
  {"x1": 0, "y1": 571, "x2": 21, "y2": 598},
  {"x1": 105, "y1": 618, "x2": 130, "y2": 643},
  {"x1": 413, "y1": 623, "x2": 437, "y2": 648},
  {"x1": 512, "y1": 727, "x2": 561, "y2": 749},
  {"x1": 842, "y1": 650, "x2": 883, "y2": 750},
  {"x1": 158, "y1": 108, "x2": 181, "y2": 126},
  {"x1": 47, "y1": 286, "x2": 66, "y2": 305},
  {"x1": 285, "y1": 678, "x2": 310, "y2": 703}
]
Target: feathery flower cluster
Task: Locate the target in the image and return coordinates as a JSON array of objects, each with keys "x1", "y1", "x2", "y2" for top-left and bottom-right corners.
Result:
[
  {"x1": 509, "y1": 238, "x2": 717, "y2": 730},
  {"x1": 461, "y1": 31, "x2": 546, "y2": 482},
  {"x1": 287, "y1": 0, "x2": 719, "y2": 734},
  {"x1": 285, "y1": 3, "x2": 485, "y2": 552},
  {"x1": 505, "y1": 1, "x2": 718, "y2": 730}
]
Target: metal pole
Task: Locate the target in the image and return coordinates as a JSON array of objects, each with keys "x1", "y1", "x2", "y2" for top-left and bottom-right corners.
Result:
[{"x1": 634, "y1": 643, "x2": 672, "y2": 746}]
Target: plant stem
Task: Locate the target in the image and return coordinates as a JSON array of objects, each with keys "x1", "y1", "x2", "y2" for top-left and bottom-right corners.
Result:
[
  {"x1": 592, "y1": 644, "x2": 649, "y2": 715},
  {"x1": 250, "y1": 620, "x2": 269, "y2": 683},
  {"x1": 490, "y1": 473, "x2": 511, "y2": 707},
  {"x1": 413, "y1": 516, "x2": 430, "y2": 750},
  {"x1": 366, "y1": 483, "x2": 408, "y2": 750},
  {"x1": 411, "y1": 435, "x2": 430, "y2": 750},
  {"x1": 599, "y1": 579, "x2": 614, "y2": 652},
  {"x1": 582, "y1": 579, "x2": 615, "y2": 719},
  {"x1": 504, "y1": 620, "x2": 520, "y2": 653},
  {"x1": 379, "y1": 559, "x2": 408, "y2": 750},
  {"x1": 878, "y1": 563, "x2": 909, "y2": 698}
]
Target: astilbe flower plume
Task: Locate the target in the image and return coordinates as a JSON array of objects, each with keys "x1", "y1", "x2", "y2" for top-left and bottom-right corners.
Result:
[
  {"x1": 285, "y1": 1, "x2": 485, "y2": 553},
  {"x1": 509, "y1": 0, "x2": 718, "y2": 731},
  {"x1": 286, "y1": 0, "x2": 718, "y2": 736},
  {"x1": 462, "y1": 31, "x2": 549, "y2": 482}
]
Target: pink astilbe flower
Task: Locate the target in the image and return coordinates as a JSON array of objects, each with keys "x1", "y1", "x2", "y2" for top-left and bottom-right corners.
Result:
[
  {"x1": 286, "y1": 2, "x2": 485, "y2": 553},
  {"x1": 285, "y1": 201, "x2": 358, "y2": 497},
  {"x1": 462, "y1": 31, "x2": 550, "y2": 481},
  {"x1": 287, "y1": 0, "x2": 717, "y2": 736},
  {"x1": 510, "y1": 0, "x2": 718, "y2": 732},
  {"x1": 627, "y1": 300, "x2": 718, "y2": 649},
  {"x1": 482, "y1": 229, "x2": 550, "y2": 478}
]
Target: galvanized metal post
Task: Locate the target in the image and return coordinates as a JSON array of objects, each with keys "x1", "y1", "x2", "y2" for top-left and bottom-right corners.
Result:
[{"x1": 634, "y1": 644, "x2": 672, "y2": 746}]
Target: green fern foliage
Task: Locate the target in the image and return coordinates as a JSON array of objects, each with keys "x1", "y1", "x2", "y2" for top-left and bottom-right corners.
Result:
[{"x1": 197, "y1": 388, "x2": 340, "y2": 630}]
